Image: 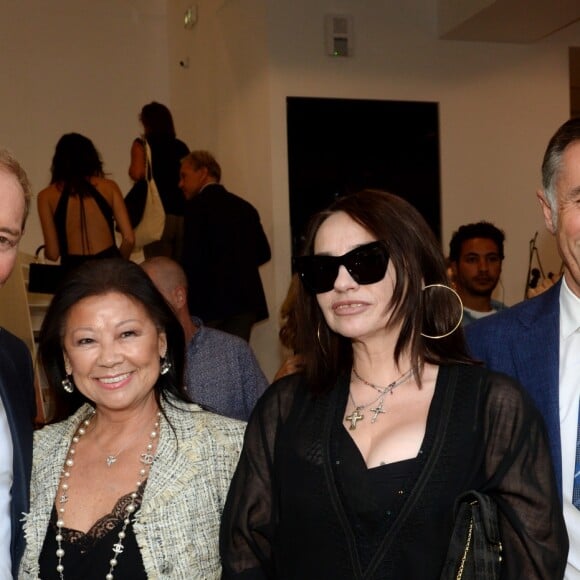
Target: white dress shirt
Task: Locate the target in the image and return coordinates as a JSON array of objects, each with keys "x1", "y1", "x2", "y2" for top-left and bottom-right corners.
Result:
[
  {"x1": 0, "y1": 396, "x2": 13, "y2": 579},
  {"x1": 559, "y1": 276, "x2": 580, "y2": 579}
]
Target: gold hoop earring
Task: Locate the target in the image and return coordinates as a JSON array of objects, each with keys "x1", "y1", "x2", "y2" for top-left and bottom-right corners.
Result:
[{"x1": 420, "y1": 283, "x2": 463, "y2": 340}]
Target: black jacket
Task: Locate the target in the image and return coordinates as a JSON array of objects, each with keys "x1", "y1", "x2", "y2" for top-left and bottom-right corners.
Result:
[
  {"x1": 220, "y1": 365, "x2": 567, "y2": 579},
  {"x1": 182, "y1": 183, "x2": 271, "y2": 322}
]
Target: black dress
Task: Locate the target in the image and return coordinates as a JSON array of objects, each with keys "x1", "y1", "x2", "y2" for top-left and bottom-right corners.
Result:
[
  {"x1": 220, "y1": 364, "x2": 568, "y2": 579},
  {"x1": 53, "y1": 182, "x2": 120, "y2": 273}
]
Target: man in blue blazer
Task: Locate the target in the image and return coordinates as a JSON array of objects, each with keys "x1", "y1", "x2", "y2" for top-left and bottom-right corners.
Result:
[
  {"x1": 0, "y1": 150, "x2": 35, "y2": 577},
  {"x1": 466, "y1": 117, "x2": 580, "y2": 577}
]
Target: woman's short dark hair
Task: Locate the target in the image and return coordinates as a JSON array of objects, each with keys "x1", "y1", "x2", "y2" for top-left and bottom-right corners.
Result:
[
  {"x1": 294, "y1": 190, "x2": 472, "y2": 393},
  {"x1": 139, "y1": 102, "x2": 176, "y2": 138},
  {"x1": 38, "y1": 258, "x2": 188, "y2": 422},
  {"x1": 50, "y1": 133, "x2": 104, "y2": 187}
]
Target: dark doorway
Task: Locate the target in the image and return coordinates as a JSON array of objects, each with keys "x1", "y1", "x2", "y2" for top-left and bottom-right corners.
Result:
[{"x1": 287, "y1": 97, "x2": 441, "y2": 255}]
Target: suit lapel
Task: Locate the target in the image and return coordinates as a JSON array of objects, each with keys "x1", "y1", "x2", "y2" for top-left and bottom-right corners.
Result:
[
  {"x1": 512, "y1": 283, "x2": 562, "y2": 489},
  {"x1": 0, "y1": 332, "x2": 34, "y2": 571}
]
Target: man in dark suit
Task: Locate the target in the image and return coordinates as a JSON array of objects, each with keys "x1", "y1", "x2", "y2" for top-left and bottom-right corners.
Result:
[
  {"x1": 0, "y1": 149, "x2": 36, "y2": 577},
  {"x1": 179, "y1": 151, "x2": 271, "y2": 342},
  {"x1": 466, "y1": 117, "x2": 580, "y2": 576}
]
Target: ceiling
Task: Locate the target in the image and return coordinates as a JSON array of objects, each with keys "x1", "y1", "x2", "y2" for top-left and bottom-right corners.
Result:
[
  {"x1": 438, "y1": 0, "x2": 580, "y2": 43},
  {"x1": 438, "y1": 0, "x2": 580, "y2": 116}
]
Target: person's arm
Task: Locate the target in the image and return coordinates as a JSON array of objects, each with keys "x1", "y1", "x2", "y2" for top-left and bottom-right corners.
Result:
[
  {"x1": 483, "y1": 373, "x2": 568, "y2": 579},
  {"x1": 37, "y1": 187, "x2": 60, "y2": 261},
  {"x1": 251, "y1": 209, "x2": 271, "y2": 266},
  {"x1": 110, "y1": 180, "x2": 135, "y2": 258},
  {"x1": 128, "y1": 138, "x2": 146, "y2": 182},
  {"x1": 239, "y1": 346, "x2": 269, "y2": 420},
  {"x1": 220, "y1": 376, "x2": 298, "y2": 579}
]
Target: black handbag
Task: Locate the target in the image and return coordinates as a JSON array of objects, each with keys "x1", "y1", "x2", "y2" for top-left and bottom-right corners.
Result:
[
  {"x1": 440, "y1": 490, "x2": 502, "y2": 580},
  {"x1": 27, "y1": 245, "x2": 64, "y2": 294}
]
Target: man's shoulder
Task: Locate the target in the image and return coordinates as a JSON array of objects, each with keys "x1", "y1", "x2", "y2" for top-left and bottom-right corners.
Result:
[
  {"x1": 0, "y1": 328, "x2": 31, "y2": 362},
  {"x1": 202, "y1": 184, "x2": 256, "y2": 210},
  {"x1": 199, "y1": 324, "x2": 250, "y2": 350},
  {"x1": 470, "y1": 285, "x2": 557, "y2": 333},
  {"x1": 190, "y1": 317, "x2": 248, "y2": 350},
  {"x1": 190, "y1": 322, "x2": 266, "y2": 380}
]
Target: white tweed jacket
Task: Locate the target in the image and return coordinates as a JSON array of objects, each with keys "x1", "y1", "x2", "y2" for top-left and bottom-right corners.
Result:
[{"x1": 19, "y1": 398, "x2": 246, "y2": 579}]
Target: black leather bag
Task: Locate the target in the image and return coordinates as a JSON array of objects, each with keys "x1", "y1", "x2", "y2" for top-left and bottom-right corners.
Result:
[
  {"x1": 27, "y1": 245, "x2": 64, "y2": 294},
  {"x1": 440, "y1": 490, "x2": 502, "y2": 580}
]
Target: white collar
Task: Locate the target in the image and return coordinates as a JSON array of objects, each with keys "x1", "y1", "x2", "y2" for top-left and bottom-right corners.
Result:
[{"x1": 559, "y1": 275, "x2": 580, "y2": 339}]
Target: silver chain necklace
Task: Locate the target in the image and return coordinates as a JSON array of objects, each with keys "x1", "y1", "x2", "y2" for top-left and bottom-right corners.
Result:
[
  {"x1": 54, "y1": 410, "x2": 161, "y2": 579},
  {"x1": 345, "y1": 366, "x2": 416, "y2": 430}
]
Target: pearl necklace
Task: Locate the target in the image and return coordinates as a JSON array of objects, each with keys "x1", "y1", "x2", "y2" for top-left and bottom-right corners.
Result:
[
  {"x1": 55, "y1": 410, "x2": 161, "y2": 580},
  {"x1": 345, "y1": 367, "x2": 417, "y2": 430}
]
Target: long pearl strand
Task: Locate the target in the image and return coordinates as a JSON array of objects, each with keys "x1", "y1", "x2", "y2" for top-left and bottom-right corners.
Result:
[{"x1": 55, "y1": 410, "x2": 161, "y2": 579}]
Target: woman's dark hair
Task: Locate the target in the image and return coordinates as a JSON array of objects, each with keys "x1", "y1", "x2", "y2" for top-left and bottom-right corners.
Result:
[
  {"x1": 38, "y1": 258, "x2": 188, "y2": 422},
  {"x1": 139, "y1": 102, "x2": 176, "y2": 138},
  {"x1": 50, "y1": 133, "x2": 105, "y2": 196},
  {"x1": 279, "y1": 274, "x2": 300, "y2": 352},
  {"x1": 294, "y1": 189, "x2": 473, "y2": 394}
]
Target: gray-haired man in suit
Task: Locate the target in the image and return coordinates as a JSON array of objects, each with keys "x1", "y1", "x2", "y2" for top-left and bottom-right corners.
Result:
[{"x1": 466, "y1": 117, "x2": 580, "y2": 577}]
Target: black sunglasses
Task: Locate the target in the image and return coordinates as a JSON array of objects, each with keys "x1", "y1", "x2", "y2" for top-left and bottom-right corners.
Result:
[{"x1": 293, "y1": 241, "x2": 390, "y2": 294}]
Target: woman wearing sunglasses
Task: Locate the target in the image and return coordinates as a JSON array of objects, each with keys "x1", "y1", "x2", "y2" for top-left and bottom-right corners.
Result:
[{"x1": 220, "y1": 190, "x2": 566, "y2": 579}]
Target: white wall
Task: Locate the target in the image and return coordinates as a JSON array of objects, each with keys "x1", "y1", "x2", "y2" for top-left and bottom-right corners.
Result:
[
  {"x1": 265, "y1": 0, "x2": 573, "y2": 314},
  {"x1": 1, "y1": 0, "x2": 171, "y2": 255},
  {"x1": 2, "y1": 0, "x2": 578, "y2": 379},
  {"x1": 167, "y1": 0, "x2": 277, "y2": 377}
]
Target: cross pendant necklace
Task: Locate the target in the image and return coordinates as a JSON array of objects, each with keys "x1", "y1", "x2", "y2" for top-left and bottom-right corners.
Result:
[
  {"x1": 345, "y1": 391, "x2": 385, "y2": 431},
  {"x1": 345, "y1": 365, "x2": 417, "y2": 430},
  {"x1": 370, "y1": 399, "x2": 386, "y2": 423},
  {"x1": 346, "y1": 407, "x2": 364, "y2": 430}
]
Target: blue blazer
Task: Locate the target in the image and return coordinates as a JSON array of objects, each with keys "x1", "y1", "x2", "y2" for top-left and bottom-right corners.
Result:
[
  {"x1": 0, "y1": 328, "x2": 35, "y2": 577},
  {"x1": 465, "y1": 282, "x2": 561, "y2": 495}
]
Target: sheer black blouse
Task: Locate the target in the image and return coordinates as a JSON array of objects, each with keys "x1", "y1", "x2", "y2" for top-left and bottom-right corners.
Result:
[{"x1": 220, "y1": 364, "x2": 568, "y2": 579}]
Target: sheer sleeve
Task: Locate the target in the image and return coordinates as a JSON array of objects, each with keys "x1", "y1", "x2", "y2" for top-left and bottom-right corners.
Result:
[
  {"x1": 220, "y1": 375, "x2": 301, "y2": 579},
  {"x1": 482, "y1": 372, "x2": 568, "y2": 579}
]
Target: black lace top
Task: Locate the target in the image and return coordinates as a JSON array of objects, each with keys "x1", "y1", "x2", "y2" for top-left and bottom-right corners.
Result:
[
  {"x1": 220, "y1": 364, "x2": 568, "y2": 579},
  {"x1": 38, "y1": 482, "x2": 147, "y2": 579}
]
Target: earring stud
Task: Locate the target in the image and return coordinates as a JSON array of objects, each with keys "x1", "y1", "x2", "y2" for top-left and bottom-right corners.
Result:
[
  {"x1": 62, "y1": 376, "x2": 74, "y2": 393},
  {"x1": 160, "y1": 358, "x2": 171, "y2": 375}
]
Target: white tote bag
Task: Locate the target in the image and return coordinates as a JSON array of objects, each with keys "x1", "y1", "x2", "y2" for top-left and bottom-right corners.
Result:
[{"x1": 133, "y1": 139, "x2": 165, "y2": 251}]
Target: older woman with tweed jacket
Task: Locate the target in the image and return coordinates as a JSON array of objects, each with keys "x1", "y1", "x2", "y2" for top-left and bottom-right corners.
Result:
[{"x1": 19, "y1": 258, "x2": 245, "y2": 579}]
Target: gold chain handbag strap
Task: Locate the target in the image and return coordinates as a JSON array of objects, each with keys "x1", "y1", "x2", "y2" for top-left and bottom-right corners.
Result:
[{"x1": 455, "y1": 510, "x2": 475, "y2": 579}]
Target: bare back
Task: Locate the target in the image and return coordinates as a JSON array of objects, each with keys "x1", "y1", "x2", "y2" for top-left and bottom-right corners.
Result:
[{"x1": 38, "y1": 176, "x2": 135, "y2": 261}]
